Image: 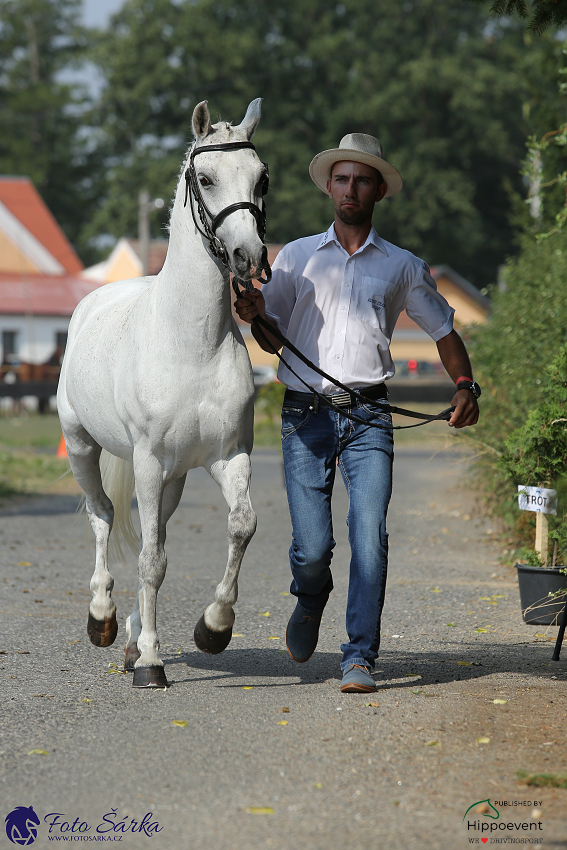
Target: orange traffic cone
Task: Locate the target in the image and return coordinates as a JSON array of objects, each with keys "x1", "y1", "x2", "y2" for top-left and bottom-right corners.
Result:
[{"x1": 56, "y1": 434, "x2": 67, "y2": 458}]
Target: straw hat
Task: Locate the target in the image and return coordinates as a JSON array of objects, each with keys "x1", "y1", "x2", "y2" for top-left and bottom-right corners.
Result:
[{"x1": 309, "y1": 133, "x2": 402, "y2": 198}]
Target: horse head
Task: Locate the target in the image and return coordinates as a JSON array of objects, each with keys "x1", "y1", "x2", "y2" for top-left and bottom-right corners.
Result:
[{"x1": 187, "y1": 98, "x2": 270, "y2": 282}]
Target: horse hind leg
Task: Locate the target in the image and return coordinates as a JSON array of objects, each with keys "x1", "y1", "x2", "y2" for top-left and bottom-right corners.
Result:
[
  {"x1": 64, "y1": 425, "x2": 118, "y2": 647},
  {"x1": 194, "y1": 452, "x2": 256, "y2": 654}
]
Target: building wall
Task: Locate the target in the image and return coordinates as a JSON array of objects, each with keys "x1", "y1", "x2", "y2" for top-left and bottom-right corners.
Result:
[
  {"x1": 0, "y1": 230, "x2": 40, "y2": 274},
  {"x1": 0, "y1": 314, "x2": 69, "y2": 364}
]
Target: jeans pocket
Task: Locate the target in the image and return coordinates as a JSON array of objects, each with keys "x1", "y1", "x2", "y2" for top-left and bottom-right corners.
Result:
[
  {"x1": 281, "y1": 403, "x2": 312, "y2": 441},
  {"x1": 359, "y1": 402, "x2": 392, "y2": 425}
]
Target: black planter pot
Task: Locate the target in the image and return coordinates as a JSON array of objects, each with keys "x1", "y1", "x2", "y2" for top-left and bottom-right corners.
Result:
[{"x1": 515, "y1": 563, "x2": 567, "y2": 625}]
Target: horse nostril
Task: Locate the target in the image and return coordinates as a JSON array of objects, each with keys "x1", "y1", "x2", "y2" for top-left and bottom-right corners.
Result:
[{"x1": 233, "y1": 248, "x2": 249, "y2": 272}]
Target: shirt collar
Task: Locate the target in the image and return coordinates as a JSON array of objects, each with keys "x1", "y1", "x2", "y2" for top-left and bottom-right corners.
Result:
[{"x1": 316, "y1": 223, "x2": 389, "y2": 256}]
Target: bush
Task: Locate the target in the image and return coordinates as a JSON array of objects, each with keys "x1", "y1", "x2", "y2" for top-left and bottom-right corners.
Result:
[
  {"x1": 465, "y1": 230, "x2": 567, "y2": 546},
  {"x1": 497, "y1": 345, "x2": 567, "y2": 559}
]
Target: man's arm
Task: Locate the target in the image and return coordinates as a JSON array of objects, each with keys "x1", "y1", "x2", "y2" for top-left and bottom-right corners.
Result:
[
  {"x1": 234, "y1": 288, "x2": 283, "y2": 354},
  {"x1": 436, "y1": 329, "x2": 479, "y2": 428}
]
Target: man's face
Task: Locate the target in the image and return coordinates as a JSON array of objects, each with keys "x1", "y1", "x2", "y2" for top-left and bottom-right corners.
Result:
[{"x1": 326, "y1": 161, "x2": 387, "y2": 226}]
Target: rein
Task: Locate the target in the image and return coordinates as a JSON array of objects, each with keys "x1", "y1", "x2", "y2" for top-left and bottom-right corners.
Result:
[
  {"x1": 232, "y1": 277, "x2": 455, "y2": 431},
  {"x1": 184, "y1": 140, "x2": 271, "y2": 281}
]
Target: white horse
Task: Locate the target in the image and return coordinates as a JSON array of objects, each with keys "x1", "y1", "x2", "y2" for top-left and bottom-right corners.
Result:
[{"x1": 57, "y1": 99, "x2": 270, "y2": 688}]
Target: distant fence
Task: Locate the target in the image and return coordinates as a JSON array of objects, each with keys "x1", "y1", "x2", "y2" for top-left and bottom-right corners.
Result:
[{"x1": 0, "y1": 378, "x2": 454, "y2": 409}]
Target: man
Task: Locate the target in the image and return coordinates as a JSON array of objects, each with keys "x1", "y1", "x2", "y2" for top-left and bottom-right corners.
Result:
[{"x1": 235, "y1": 133, "x2": 479, "y2": 693}]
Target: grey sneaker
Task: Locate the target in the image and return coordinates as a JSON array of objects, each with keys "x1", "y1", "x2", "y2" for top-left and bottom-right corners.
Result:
[{"x1": 340, "y1": 664, "x2": 376, "y2": 693}]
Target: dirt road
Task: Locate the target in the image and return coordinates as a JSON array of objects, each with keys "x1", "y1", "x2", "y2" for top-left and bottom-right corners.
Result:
[{"x1": 0, "y1": 444, "x2": 565, "y2": 849}]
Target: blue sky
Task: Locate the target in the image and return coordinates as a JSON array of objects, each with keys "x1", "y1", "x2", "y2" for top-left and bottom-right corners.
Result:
[{"x1": 82, "y1": 0, "x2": 125, "y2": 28}]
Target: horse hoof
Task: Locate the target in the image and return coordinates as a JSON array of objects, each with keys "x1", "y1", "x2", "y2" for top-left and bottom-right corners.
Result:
[
  {"x1": 194, "y1": 614, "x2": 232, "y2": 654},
  {"x1": 124, "y1": 644, "x2": 141, "y2": 672},
  {"x1": 132, "y1": 665, "x2": 168, "y2": 689},
  {"x1": 87, "y1": 611, "x2": 118, "y2": 647}
]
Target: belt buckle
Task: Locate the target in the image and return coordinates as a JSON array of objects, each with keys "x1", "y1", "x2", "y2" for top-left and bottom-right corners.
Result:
[{"x1": 331, "y1": 391, "x2": 352, "y2": 407}]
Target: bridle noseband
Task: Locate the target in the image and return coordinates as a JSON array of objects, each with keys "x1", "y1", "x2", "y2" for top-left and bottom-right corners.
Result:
[{"x1": 184, "y1": 140, "x2": 271, "y2": 283}]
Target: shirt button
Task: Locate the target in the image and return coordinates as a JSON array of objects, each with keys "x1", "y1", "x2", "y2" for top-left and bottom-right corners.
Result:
[
  {"x1": 342, "y1": 306, "x2": 346, "y2": 311},
  {"x1": 335, "y1": 354, "x2": 340, "y2": 360}
]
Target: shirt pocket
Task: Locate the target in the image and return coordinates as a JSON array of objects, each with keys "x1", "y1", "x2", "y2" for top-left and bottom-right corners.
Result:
[{"x1": 355, "y1": 277, "x2": 396, "y2": 331}]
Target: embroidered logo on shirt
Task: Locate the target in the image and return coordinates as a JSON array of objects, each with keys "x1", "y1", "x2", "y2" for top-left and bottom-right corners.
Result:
[{"x1": 367, "y1": 297, "x2": 385, "y2": 313}]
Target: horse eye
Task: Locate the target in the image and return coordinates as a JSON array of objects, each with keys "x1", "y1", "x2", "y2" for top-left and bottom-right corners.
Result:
[{"x1": 199, "y1": 175, "x2": 212, "y2": 187}]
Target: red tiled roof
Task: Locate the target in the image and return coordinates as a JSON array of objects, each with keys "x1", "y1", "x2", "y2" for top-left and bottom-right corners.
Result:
[
  {"x1": 0, "y1": 273, "x2": 102, "y2": 316},
  {"x1": 0, "y1": 177, "x2": 83, "y2": 274}
]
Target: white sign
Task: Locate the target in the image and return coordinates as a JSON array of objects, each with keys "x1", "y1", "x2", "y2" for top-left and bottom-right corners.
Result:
[{"x1": 518, "y1": 486, "x2": 557, "y2": 515}]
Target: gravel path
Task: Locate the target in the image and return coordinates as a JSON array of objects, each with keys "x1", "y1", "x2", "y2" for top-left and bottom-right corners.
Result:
[{"x1": 0, "y1": 444, "x2": 565, "y2": 849}]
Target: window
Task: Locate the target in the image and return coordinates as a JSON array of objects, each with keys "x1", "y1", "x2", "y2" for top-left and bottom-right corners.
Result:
[{"x1": 2, "y1": 331, "x2": 18, "y2": 364}]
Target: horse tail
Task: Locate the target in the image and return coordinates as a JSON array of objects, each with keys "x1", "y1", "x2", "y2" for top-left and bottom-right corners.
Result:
[{"x1": 99, "y1": 450, "x2": 139, "y2": 563}]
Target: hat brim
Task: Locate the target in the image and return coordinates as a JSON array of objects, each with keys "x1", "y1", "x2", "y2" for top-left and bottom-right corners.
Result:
[{"x1": 309, "y1": 148, "x2": 402, "y2": 198}]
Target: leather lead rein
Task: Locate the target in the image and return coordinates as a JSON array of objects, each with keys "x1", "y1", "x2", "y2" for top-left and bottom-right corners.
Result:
[{"x1": 232, "y1": 277, "x2": 454, "y2": 431}]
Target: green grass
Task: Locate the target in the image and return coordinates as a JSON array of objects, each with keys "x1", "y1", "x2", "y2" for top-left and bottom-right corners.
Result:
[
  {"x1": 0, "y1": 412, "x2": 62, "y2": 450},
  {"x1": 516, "y1": 771, "x2": 567, "y2": 790},
  {"x1": 0, "y1": 450, "x2": 71, "y2": 499}
]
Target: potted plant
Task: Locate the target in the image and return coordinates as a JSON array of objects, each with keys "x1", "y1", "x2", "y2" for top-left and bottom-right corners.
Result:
[{"x1": 498, "y1": 346, "x2": 567, "y2": 625}]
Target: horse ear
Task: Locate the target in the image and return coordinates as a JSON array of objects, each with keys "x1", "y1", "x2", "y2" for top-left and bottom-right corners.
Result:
[
  {"x1": 192, "y1": 101, "x2": 212, "y2": 139},
  {"x1": 237, "y1": 98, "x2": 262, "y2": 140}
]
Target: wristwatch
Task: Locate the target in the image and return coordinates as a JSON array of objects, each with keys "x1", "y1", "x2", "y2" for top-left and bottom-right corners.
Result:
[{"x1": 456, "y1": 380, "x2": 481, "y2": 399}]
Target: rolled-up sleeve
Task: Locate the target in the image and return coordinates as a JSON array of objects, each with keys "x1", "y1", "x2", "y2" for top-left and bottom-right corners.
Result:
[
  {"x1": 263, "y1": 247, "x2": 297, "y2": 337},
  {"x1": 405, "y1": 262, "x2": 455, "y2": 342}
]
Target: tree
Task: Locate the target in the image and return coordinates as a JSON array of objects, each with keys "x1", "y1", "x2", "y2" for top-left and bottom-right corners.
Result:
[
  {"x1": 0, "y1": 0, "x2": 101, "y2": 263},
  {"x1": 465, "y1": 0, "x2": 567, "y2": 33},
  {"x1": 87, "y1": 0, "x2": 543, "y2": 288}
]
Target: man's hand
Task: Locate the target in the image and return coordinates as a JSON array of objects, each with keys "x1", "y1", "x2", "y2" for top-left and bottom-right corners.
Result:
[
  {"x1": 448, "y1": 388, "x2": 479, "y2": 428},
  {"x1": 234, "y1": 288, "x2": 266, "y2": 324},
  {"x1": 234, "y1": 287, "x2": 282, "y2": 354}
]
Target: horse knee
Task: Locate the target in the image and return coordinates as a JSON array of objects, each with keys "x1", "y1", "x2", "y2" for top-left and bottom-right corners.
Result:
[
  {"x1": 138, "y1": 546, "x2": 167, "y2": 589},
  {"x1": 228, "y1": 504, "x2": 256, "y2": 546}
]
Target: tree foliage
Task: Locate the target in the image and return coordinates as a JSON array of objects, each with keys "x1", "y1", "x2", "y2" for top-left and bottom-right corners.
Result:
[
  {"x1": 497, "y1": 345, "x2": 567, "y2": 556},
  {"x1": 465, "y1": 0, "x2": 567, "y2": 33},
  {"x1": 0, "y1": 0, "x2": 102, "y2": 262},
  {"x1": 86, "y1": 0, "x2": 542, "y2": 287},
  {"x1": 499, "y1": 345, "x2": 567, "y2": 487},
  {"x1": 464, "y1": 227, "x2": 567, "y2": 544}
]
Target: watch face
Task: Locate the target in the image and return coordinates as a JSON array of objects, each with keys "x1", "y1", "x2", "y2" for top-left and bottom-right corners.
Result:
[{"x1": 457, "y1": 381, "x2": 481, "y2": 398}]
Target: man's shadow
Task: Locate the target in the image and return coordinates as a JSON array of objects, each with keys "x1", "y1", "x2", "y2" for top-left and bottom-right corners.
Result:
[{"x1": 162, "y1": 639, "x2": 565, "y2": 688}]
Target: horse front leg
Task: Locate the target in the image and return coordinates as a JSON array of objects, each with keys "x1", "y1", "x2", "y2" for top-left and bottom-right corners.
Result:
[
  {"x1": 124, "y1": 474, "x2": 186, "y2": 673},
  {"x1": 194, "y1": 452, "x2": 257, "y2": 654},
  {"x1": 130, "y1": 453, "x2": 169, "y2": 688}
]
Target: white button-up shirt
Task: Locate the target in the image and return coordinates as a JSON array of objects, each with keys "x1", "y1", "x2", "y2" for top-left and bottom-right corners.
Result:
[{"x1": 263, "y1": 224, "x2": 455, "y2": 393}]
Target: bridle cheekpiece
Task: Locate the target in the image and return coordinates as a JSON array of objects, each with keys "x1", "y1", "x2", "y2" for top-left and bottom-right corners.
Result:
[{"x1": 184, "y1": 140, "x2": 271, "y2": 283}]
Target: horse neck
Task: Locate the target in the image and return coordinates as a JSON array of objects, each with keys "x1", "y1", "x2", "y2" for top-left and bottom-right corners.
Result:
[{"x1": 156, "y1": 182, "x2": 233, "y2": 349}]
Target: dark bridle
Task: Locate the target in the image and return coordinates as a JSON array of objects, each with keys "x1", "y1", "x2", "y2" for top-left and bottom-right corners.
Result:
[{"x1": 184, "y1": 140, "x2": 272, "y2": 282}]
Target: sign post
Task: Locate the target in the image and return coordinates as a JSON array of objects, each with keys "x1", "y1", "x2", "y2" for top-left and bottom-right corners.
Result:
[{"x1": 518, "y1": 486, "x2": 558, "y2": 566}]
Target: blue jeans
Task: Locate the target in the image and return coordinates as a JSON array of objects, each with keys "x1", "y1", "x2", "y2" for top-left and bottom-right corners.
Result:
[{"x1": 281, "y1": 393, "x2": 394, "y2": 671}]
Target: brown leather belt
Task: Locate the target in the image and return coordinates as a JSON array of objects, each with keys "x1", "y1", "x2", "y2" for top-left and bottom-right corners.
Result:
[{"x1": 284, "y1": 384, "x2": 388, "y2": 408}]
